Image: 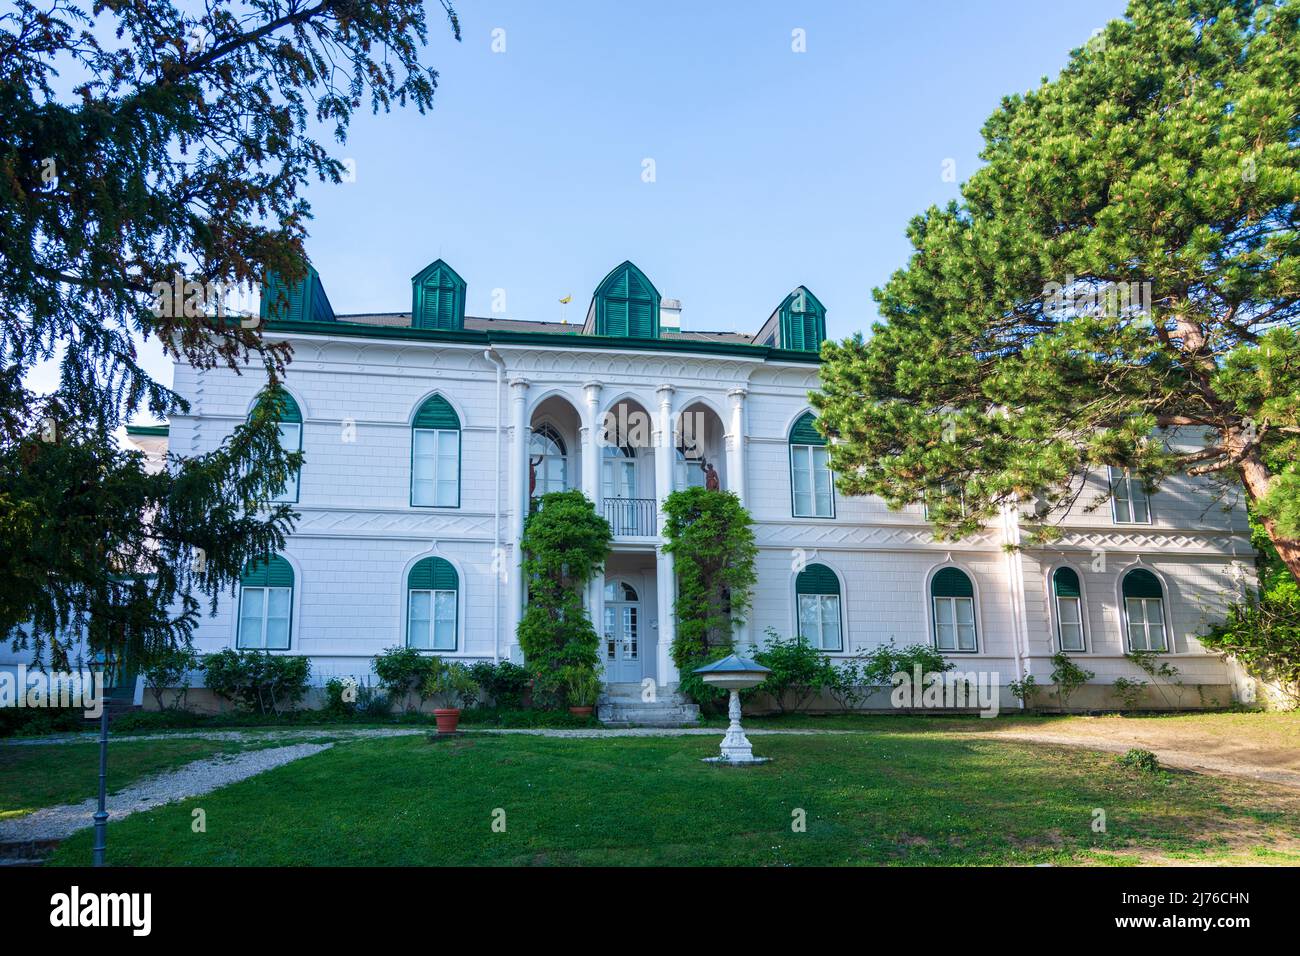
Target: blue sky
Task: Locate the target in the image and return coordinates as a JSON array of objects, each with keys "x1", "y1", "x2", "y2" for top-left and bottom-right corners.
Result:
[{"x1": 110, "y1": 0, "x2": 1131, "y2": 406}]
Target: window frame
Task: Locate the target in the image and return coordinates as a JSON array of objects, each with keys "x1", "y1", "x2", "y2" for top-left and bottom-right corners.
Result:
[
  {"x1": 1121, "y1": 569, "x2": 1169, "y2": 653},
  {"x1": 236, "y1": 584, "x2": 293, "y2": 650},
  {"x1": 789, "y1": 442, "x2": 834, "y2": 518},
  {"x1": 797, "y1": 593, "x2": 844, "y2": 652},
  {"x1": 406, "y1": 587, "x2": 459, "y2": 651},
  {"x1": 529, "y1": 422, "x2": 569, "y2": 497},
  {"x1": 1109, "y1": 466, "x2": 1152, "y2": 524},
  {"x1": 1051, "y1": 566, "x2": 1087, "y2": 653},
  {"x1": 929, "y1": 567, "x2": 978, "y2": 654},
  {"x1": 410, "y1": 425, "x2": 462, "y2": 509}
]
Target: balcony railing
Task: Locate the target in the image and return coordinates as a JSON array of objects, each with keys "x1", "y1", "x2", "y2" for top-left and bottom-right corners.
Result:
[{"x1": 603, "y1": 497, "x2": 657, "y2": 537}]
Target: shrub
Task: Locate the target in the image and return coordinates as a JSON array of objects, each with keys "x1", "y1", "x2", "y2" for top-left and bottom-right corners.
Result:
[
  {"x1": 561, "y1": 665, "x2": 601, "y2": 708},
  {"x1": 468, "y1": 660, "x2": 531, "y2": 709},
  {"x1": 1200, "y1": 599, "x2": 1300, "y2": 709},
  {"x1": 826, "y1": 654, "x2": 870, "y2": 712},
  {"x1": 517, "y1": 490, "x2": 610, "y2": 698},
  {"x1": 1007, "y1": 674, "x2": 1039, "y2": 710},
  {"x1": 860, "y1": 640, "x2": 953, "y2": 686},
  {"x1": 1112, "y1": 676, "x2": 1147, "y2": 711},
  {"x1": 1049, "y1": 652, "x2": 1094, "y2": 712},
  {"x1": 373, "y1": 646, "x2": 436, "y2": 712},
  {"x1": 753, "y1": 630, "x2": 835, "y2": 714},
  {"x1": 1117, "y1": 748, "x2": 1160, "y2": 773},
  {"x1": 201, "y1": 649, "x2": 311, "y2": 715},
  {"x1": 323, "y1": 677, "x2": 357, "y2": 716},
  {"x1": 140, "y1": 643, "x2": 200, "y2": 711},
  {"x1": 422, "y1": 659, "x2": 478, "y2": 710}
]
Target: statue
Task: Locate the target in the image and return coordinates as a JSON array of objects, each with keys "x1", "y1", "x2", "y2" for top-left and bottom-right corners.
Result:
[{"x1": 704, "y1": 461, "x2": 720, "y2": 491}]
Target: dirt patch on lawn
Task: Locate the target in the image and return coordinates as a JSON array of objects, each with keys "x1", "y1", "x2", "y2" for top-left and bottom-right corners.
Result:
[{"x1": 973, "y1": 716, "x2": 1300, "y2": 789}]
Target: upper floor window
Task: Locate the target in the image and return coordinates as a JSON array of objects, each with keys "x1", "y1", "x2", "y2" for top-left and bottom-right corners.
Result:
[
  {"x1": 789, "y1": 412, "x2": 833, "y2": 518},
  {"x1": 1052, "y1": 567, "x2": 1085, "y2": 652},
  {"x1": 796, "y1": 564, "x2": 843, "y2": 651},
  {"x1": 411, "y1": 395, "x2": 460, "y2": 508},
  {"x1": 237, "y1": 555, "x2": 294, "y2": 650},
  {"x1": 931, "y1": 567, "x2": 977, "y2": 653},
  {"x1": 675, "y1": 441, "x2": 708, "y2": 490},
  {"x1": 1122, "y1": 568, "x2": 1167, "y2": 652},
  {"x1": 530, "y1": 424, "x2": 568, "y2": 496},
  {"x1": 251, "y1": 390, "x2": 302, "y2": 503},
  {"x1": 407, "y1": 556, "x2": 458, "y2": 651},
  {"x1": 1109, "y1": 467, "x2": 1151, "y2": 523}
]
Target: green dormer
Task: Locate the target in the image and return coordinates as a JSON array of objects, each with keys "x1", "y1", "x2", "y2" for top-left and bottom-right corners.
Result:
[
  {"x1": 412, "y1": 259, "x2": 466, "y2": 331},
  {"x1": 756, "y1": 286, "x2": 827, "y2": 352},
  {"x1": 261, "y1": 264, "x2": 335, "y2": 324},
  {"x1": 585, "y1": 261, "x2": 660, "y2": 338}
]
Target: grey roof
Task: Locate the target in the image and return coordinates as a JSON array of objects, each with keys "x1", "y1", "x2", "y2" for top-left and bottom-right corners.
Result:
[{"x1": 332, "y1": 312, "x2": 756, "y2": 343}]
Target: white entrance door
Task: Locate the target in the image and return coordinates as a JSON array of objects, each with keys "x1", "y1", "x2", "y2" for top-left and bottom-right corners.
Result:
[{"x1": 603, "y1": 580, "x2": 642, "y2": 683}]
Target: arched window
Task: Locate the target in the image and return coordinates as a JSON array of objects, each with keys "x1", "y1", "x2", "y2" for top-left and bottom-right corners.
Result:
[
  {"x1": 1122, "y1": 568, "x2": 1167, "y2": 652},
  {"x1": 251, "y1": 390, "x2": 302, "y2": 503},
  {"x1": 238, "y1": 555, "x2": 294, "y2": 649},
  {"x1": 796, "y1": 564, "x2": 842, "y2": 651},
  {"x1": 931, "y1": 567, "x2": 977, "y2": 652},
  {"x1": 675, "y1": 443, "x2": 707, "y2": 489},
  {"x1": 530, "y1": 424, "x2": 568, "y2": 496},
  {"x1": 789, "y1": 412, "x2": 833, "y2": 517},
  {"x1": 407, "y1": 557, "x2": 458, "y2": 650},
  {"x1": 411, "y1": 395, "x2": 461, "y2": 507},
  {"x1": 1053, "y1": 567, "x2": 1085, "y2": 652}
]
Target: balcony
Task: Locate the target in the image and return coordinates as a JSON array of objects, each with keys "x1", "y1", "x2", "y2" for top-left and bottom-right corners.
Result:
[{"x1": 603, "y1": 497, "x2": 657, "y2": 537}]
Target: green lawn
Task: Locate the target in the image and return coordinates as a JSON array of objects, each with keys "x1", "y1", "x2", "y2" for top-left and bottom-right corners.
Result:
[
  {"x1": 48, "y1": 730, "x2": 1300, "y2": 866},
  {"x1": 0, "y1": 738, "x2": 272, "y2": 821}
]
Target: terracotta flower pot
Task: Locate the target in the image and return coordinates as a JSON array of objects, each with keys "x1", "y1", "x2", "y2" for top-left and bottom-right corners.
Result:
[
  {"x1": 434, "y1": 707, "x2": 461, "y2": 734},
  {"x1": 568, "y1": 706, "x2": 593, "y2": 717}
]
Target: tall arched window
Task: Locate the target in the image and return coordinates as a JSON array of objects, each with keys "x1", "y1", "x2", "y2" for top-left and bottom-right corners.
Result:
[
  {"x1": 1052, "y1": 567, "x2": 1085, "y2": 652},
  {"x1": 407, "y1": 557, "x2": 458, "y2": 651},
  {"x1": 789, "y1": 412, "x2": 833, "y2": 517},
  {"x1": 1122, "y1": 568, "x2": 1167, "y2": 652},
  {"x1": 796, "y1": 564, "x2": 842, "y2": 651},
  {"x1": 411, "y1": 395, "x2": 461, "y2": 508},
  {"x1": 530, "y1": 423, "x2": 568, "y2": 496},
  {"x1": 931, "y1": 567, "x2": 977, "y2": 652},
  {"x1": 238, "y1": 555, "x2": 294, "y2": 650},
  {"x1": 251, "y1": 390, "x2": 302, "y2": 503},
  {"x1": 675, "y1": 443, "x2": 707, "y2": 489}
]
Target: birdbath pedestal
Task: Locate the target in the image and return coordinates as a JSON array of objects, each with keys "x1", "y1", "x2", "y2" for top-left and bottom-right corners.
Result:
[{"x1": 693, "y1": 654, "x2": 772, "y2": 765}]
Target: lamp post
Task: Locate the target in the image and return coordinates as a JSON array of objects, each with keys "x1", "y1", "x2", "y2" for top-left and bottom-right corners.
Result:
[{"x1": 693, "y1": 653, "x2": 771, "y2": 765}]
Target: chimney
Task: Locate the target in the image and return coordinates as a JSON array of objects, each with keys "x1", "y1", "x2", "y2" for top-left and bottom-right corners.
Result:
[{"x1": 660, "y1": 297, "x2": 682, "y2": 334}]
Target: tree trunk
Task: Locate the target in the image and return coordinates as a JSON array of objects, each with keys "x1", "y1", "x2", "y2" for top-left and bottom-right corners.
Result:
[{"x1": 1236, "y1": 450, "x2": 1300, "y2": 583}]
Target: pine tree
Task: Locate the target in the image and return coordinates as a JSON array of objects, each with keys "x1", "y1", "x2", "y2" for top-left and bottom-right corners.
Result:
[{"x1": 816, "y1": 0, "x2": 1300, "y2": 581}]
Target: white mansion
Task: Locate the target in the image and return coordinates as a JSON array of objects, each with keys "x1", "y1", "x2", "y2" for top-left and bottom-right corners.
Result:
[{"x1": 144, "y1": 259, "x2": 1254, "y2": 710}]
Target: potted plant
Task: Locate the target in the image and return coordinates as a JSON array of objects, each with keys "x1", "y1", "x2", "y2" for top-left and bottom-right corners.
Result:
[
  {"x1": 563, "y1": 666, "x2": 601, "y2": 717},
  {"x1": 423, "y1": 659, "x2": 478, "y2": 734}
]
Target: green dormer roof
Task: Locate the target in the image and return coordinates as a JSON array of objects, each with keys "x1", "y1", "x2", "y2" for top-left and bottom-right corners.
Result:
[
  {"x1": 586, "y1": 261, "x2": 660, "y2": 338},
  {"x1": 261, "y1": 265, "x2": 335, "y2": 324},
  {"x1": 775, "y1": 286, "x2": 826, "y2": 352},
  {"x1": 412, "y1": 259, "x2": 466, "y2": 331}
]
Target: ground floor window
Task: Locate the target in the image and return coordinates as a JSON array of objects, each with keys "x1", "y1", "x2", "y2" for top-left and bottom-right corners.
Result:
[
  {"x1": 931, "y1": 567, "x2": 977, "y2": 652},
  {"x1": 237, "y1": 555, "x2": 294, "y2": 649},
  {"x1": 1122, "y1": 568, "x2": 1167, "y2": 652},
  {"x1": 1052, "y1": 566, "x2": 1085, "y2": 652},
  {"x1": 407, "y1": 556, "x2": 458, "y2": 650},
  {"x1": 795, "y1": 563, "x2": 842, "y2": 651}
]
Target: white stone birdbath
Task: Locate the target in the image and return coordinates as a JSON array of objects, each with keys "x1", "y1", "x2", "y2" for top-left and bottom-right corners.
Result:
[{"x1": 693, "y1": 653, "x2": 772, "y2": 765}]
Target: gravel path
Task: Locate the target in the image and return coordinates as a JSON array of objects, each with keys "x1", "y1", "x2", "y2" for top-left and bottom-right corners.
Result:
[{"x1": 0, "y1": 742, "x2": 332, "y2": 843}]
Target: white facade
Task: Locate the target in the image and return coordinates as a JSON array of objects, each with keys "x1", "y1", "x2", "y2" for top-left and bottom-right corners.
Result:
[{"x1": 147, "y1": 265, "x2": 1252, "y2": 709}]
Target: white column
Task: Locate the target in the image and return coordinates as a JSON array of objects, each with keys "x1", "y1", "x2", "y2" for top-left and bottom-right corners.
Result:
[
  {"x1": 726, "y1": 386, "x2": 751, "y2": 649},
  {"x1": 654, "y1": 384, "x2": 677, "y2": 687},
  {"x1": 726, "y1": 386, "x2": 748, "y2": 505},
  {"x1": 582, "y1": 381, "x2": 605, "y2": 656},
  {"x1": 505, "y1": 377, "x2": 530, "y2": 662}
]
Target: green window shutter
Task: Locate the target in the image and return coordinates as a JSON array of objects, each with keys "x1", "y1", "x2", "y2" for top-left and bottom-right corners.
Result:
[
  {"x1": 776, "y1": 287, "x2": 827, "y2": 352},
  {"x1": 241, "y1": 555, "x2": 294, "y2": 588},
  {"x1": 413, "y1": 394, "x2": 460, "y2": 430},
  {"x1": 411, "y1": 260, "x2": 466, "y2": 331},
  {"x1": 796, "y1": 564, "x2": 840, "y2": 595},
  {"x1": 1053, "y1": 567, "x2": 1081, "y2": 598},
  {"x1": 1122, "y1": 568, "x2": 1162, "y2": 599},
  {"x1": 408, "y1": 557, "x2": 458, "y2": 591},
  {"x1": 592, "y1": 261, "x2": 660, "y2": 338},
  {"x1": 250, "y1": 389, "x2": 301, "y2": 424},
  {"x1": 789, "y1": 412, "x2": 826, "y2": 446},
  {"x1": 931, "y1": 567, "x2": 973, "y2": 598}
]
